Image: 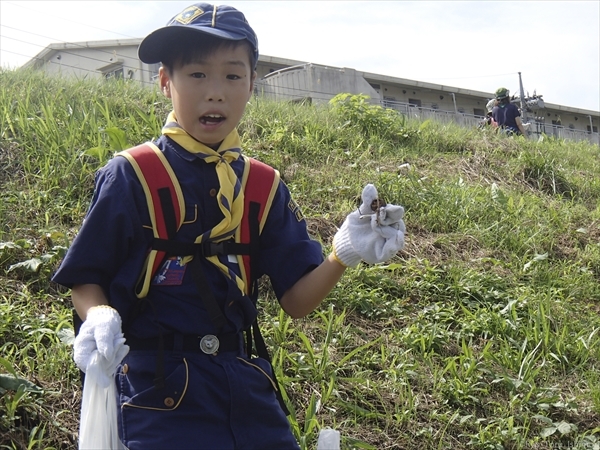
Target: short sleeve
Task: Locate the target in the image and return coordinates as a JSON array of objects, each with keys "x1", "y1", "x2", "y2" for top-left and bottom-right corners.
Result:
[
  {"x1": 256, "y1": 181, "x2": 324, "y2": 299},
  {"x1": 51, "y1": 158, "x2": 148, "y2": 290}
]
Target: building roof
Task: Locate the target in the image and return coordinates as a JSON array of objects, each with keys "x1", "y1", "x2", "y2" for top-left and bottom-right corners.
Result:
[{"x1": 22, "y1": 38, "x2": 144, "y2": 70}]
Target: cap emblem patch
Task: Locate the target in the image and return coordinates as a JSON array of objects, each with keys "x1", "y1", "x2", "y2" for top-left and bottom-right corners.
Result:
[{"x1": 174, "y1": 6, "x2": 204, "y2": 25}]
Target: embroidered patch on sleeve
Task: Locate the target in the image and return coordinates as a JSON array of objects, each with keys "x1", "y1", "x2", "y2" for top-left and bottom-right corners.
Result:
[
  {"x1": 152, "y1": 256, "x2": 187, "y2": 286},
  {"x1": 288, "y1": 198, "x2": 304, "y2": 222}
]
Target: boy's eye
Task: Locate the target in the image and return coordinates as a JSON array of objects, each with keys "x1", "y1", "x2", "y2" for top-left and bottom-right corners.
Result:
[
  {"x1": 190, "y1": 72, "x2": 206, "y2": 78},
  {"x1": 227, "y1": 74, "x2": 242, "y2": 80}
]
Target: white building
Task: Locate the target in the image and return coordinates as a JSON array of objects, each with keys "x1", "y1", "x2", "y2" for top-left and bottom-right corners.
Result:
[{"x1": 24, "y1": 39, "x2": 600, "y2": 145}]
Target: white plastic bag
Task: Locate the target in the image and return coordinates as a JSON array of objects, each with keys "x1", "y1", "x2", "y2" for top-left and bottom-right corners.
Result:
[
  {"x1": 317, "y1": 428, "x2": 340, "y2": 450},
  {"x1": 79, "y1": 350, "x2": 125, "y2": 449}
]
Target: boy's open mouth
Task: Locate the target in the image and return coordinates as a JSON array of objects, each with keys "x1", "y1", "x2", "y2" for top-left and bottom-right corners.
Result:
[{"x1": 200, "y1": 114, "x2": 225, "y2": 125}]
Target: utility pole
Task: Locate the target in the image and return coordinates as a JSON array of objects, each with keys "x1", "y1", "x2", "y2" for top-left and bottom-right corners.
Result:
[
  {"x1": 518, "y1": 72, "x2": 526, "y2": 113},
  {"x1": 451, "y1": 92, "x2": 460, "y2": 125},
  {"x1": 451, "y1": 92, "x2": 459, "y2": 114},
  {"x1": 589, "y1": 115, "x2": 600, "y2": 146}
]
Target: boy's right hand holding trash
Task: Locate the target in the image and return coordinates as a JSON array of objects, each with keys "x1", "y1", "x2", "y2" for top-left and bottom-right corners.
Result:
[
  {"x1": 332, "y1": 183, "x2": 406, "y2": 268},
  {"x1": 73, "y1": 305, "x2": 129, "y2": 387}
]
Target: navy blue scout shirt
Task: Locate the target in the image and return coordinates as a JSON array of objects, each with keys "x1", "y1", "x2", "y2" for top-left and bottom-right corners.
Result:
[
  {"x1": 52, "y1": 135, "x2": 324, "y2": 339},
  {"x1": 492, "y1": 103, "x2": 521, "y2": 132}
]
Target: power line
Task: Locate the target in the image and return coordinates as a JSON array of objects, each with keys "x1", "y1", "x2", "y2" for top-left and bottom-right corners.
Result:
[
  {"x1": 0, "y1": 44, "x2": 360, "y2": 98},
  {"x1": 0, "y1": 46, "x2": 423, "y2": 103},
  {"x1": 1, "y1": 24, "x2": 143, "y2": 64},
  {"x1": 0, "y1": 39, "x2": 506, "y2": 103},
  {"x1": 1, "y1": 19, "x2": 595, "y2": 112},
  {"x1": 0, "y1": 18, "x2": 559, "y2": 103},
  {"x1": 1, "y1": 20, "x2": 519, "y2": 89},
  {"x1": 2, "y1": 1, "x2": 139, "y2": 40}
]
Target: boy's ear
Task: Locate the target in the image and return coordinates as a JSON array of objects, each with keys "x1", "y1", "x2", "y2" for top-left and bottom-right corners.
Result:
[{"x1": 159, "y1": 66, "x2": 171, "y2": 98}]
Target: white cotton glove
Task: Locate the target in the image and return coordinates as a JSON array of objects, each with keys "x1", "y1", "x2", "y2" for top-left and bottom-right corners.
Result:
[
  {"x1": 74, "y1": 306, "x2": 129, "y2": 388},
  {"x1": 333, "y1": 184, "x2": 406, "y2": 268}
]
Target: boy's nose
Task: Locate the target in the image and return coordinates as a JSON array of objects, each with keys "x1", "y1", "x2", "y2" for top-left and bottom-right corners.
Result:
[
  {"x1": 205, "y1": 82, "x2": 224, "y2": 102},
  {"x1": 206, "y1": 94, "x2": 224, "y2": 102}
]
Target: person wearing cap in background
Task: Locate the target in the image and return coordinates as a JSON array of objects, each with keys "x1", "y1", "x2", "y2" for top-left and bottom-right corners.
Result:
[
  {"x1": 492, "y1": 87, "x2": 527, "y2": 136},
  {"x1": 479, "y1": 98, "x2": 498, "y2": 129},
  {"x1": 51, "y1": 3, "x2": 406, "y2": 449}
]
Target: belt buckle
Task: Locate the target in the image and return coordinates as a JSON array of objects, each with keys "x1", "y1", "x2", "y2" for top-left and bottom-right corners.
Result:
[
  {"x1": 199, "y1": 334, "x2": 220, "y2": 355},
  {"x1": 204, "y1": 241, "x2": 225, "y2": 256}
]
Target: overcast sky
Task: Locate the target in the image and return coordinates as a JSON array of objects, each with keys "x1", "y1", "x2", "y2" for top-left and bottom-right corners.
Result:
[{"x1": 1, "y1": 1, "x2": 598, "y2": 111}]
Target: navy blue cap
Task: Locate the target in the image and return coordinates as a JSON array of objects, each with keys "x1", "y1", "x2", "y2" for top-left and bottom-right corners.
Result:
[{"x1": 138, "y1": 3, "x2": 258, "y2": 67}]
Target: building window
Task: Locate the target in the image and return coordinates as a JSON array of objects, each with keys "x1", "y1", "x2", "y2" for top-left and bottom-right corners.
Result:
[
  {"x1": 408, "y1": 98, "x2": 421, "y2": 107},
  {"x1": 587, "y1": 125, "x2": 598, "y2": 133},
  {"x1": 473, "y1": 108, "x2": 485, "y2": 117},
  {"x1": 104, "y1": 66, "x2": 124, "y2": 79}
]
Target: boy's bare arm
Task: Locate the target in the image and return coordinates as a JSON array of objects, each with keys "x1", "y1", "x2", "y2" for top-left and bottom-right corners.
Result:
[
  {"x1": 279, "y1": 253, "x2": 346, "y2": 319},
  {"x1": 72, "y1": 284, "x2": 109, "y2": 321}
]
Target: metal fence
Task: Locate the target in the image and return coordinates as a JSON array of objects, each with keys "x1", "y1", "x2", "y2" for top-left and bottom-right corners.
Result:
[
  {"x1": 255, "y1": 79, "x2": 600, "y2": 146},
  {"x1": 382, "y1": 100, "x2": 600, "y2": 145}
]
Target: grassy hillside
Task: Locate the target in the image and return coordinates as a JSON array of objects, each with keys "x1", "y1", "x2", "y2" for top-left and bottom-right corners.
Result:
[{"x1": 1, "y1": 68, "x2": 599, "y2": 450}]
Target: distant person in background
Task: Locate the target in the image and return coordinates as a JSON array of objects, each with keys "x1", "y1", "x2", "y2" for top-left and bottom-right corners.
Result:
[
  {"x1": 492, "y1": 87, "x2": 527, "y2": 136},
  {"x1": 479, "y1": 98, "x2": 498, "y2": 129}
]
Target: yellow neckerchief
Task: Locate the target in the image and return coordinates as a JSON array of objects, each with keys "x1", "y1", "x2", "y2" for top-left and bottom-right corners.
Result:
[{"x1": 161, "y1": 111, "x2": 247, "y2": 294}]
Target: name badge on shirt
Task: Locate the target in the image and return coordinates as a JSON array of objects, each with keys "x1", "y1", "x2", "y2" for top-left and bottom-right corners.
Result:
[{"x1": 152, "y1": 256, "x2": 187, "y2": 286}]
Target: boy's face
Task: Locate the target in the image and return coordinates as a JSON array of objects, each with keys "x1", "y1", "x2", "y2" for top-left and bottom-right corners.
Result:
[{"x1": 159, "y1": 43, "x2": 256, "y2": 148}]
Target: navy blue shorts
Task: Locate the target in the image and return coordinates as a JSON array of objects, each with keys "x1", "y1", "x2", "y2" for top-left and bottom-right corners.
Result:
[{"x1": 116, "y1": 350, "x2": 299, "y2": 449}]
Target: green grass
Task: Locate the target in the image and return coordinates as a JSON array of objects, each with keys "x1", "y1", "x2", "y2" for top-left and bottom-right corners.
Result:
[{"x1": 1, "y1": 68, "x2": 600, "y2": 449}]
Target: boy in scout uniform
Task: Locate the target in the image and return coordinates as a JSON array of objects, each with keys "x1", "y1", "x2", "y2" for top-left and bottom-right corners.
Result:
[{"x1": 52, "y1": 3, "x2": 406, "y2": 448}]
